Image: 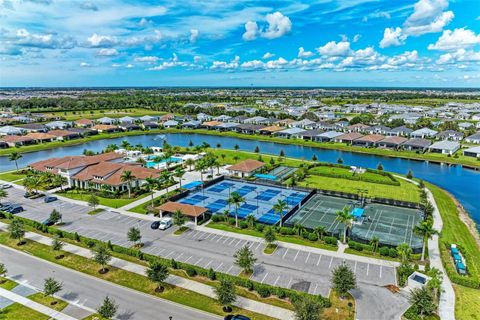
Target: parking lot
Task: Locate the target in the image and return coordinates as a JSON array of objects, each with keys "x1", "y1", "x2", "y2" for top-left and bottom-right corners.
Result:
[{"x1": 2, "y1": 186, "x2": 396, "y2": 297}]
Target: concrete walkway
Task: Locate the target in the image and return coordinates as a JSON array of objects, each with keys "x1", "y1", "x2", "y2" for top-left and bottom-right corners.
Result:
[
  {"x1": 196, "y1": 223, "x2": 400, "y2": 268},
  {"x1": 0, "y1": 287, "x2": 78, "y2": 320},
  {"x1": 395, "y1": 175, "x2": 455, "y2": 320},
  {"x1": 0, "y1": 223, "x2": 294, "y2": 320}
]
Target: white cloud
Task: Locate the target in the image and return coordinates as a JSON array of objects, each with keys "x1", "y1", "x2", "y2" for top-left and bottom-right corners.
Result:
[
  {"x1": 86, "y1": 33, "x2": 117, "y2": 47},
  {"x1": 403, "y1": 10, "x2": 453, "y2": 36},
  {"x1": 242, "y1": 12, "x2": 291, "y2": 41},
  {"x1": 362, "y1": 11, "x2": 391, "y2": 22},
  {"x1": 262, "y1": 52, "x2": 275, "y2": 59},
  {"x1": 134, "y1": 56, "x2": 160, "y2": 63},
  {"x1": 211, "y1": 56, "x2": 240, "y2": 70},
  {"x1": 80, "y1": 62, "x2": 91, "y2": 67},
  {"x1": 11, "y1": 28, "x2": 75, "y2": 49},
  {"x1": 298, "y1": 47, "x2": 313, "y2": 58},
  {"x1": 436, "y1": 49, "x2": 480, "y2": 64},
  {"x1": 317, "y1": 41, "x2": 351, "y2": 56},
  {"x1": 380, "y1": 27, "x2": 405, "y2": 48},
  {"x1": 79, "y1": 1, "x2": 97, "y2": 11},
  {"x1": 428, "y1": 28, "x2": 480, "y2": 51},
  {"x1": 97, "y1": 48, "x2": 118, "y2": 56},
  {"x1": 193, "y1": 55, "x2": 201, "y2": 63},
  {"x1": 353, "y1": 34, "x2": 361, "y2": 43},
  {"x1": 189, "y1": 29, "x2": 199, "y2": 43},
  {"x1": 126, "y1": 64, "x2": 134, "y2": 68}
]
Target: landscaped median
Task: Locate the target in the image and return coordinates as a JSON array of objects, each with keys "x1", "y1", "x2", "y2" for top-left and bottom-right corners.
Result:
[{"x1": 56, "y1": 189, "x2": 152, "y2": 209}]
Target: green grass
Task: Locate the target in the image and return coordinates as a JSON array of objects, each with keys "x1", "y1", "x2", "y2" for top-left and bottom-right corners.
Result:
[
  {"x1": 207, "y1": 222, "x2": 337, "y2": 251},
  {"x1": 323, "y1": 291, "x2": 355, "y2": 320},
  {"x1": 173, "y1": 226, "x2": 189, "y2": 235},
  {"x1": 0, "y1": 171, "x2": 27, "y2": 182},
  {"x1": 0, "y1": 303, "x2": 49, "y2": 320},
  {"x1": 27, "y1": 292, "x2": 68, "y2": 312},
  {"x1": 308, "y1": 166, "x2": 397, "y2": 185},
  {"x1": 57, "y1": 190, "x2": 151, "y2": 209},
  {"x1": 263, "y1": 244, "x2": 277, "y2": 254},
  {"x1": 0, "y1": 232, "x2": 276, "y2": 320},
  {"x1": 49, "y1": 108, "x2": 167, "y2": 121},
  {"x1": 0, "y1": 277, "x2": 18, "y2": 290},
  {"x1": 454, "y1": 284, "x2": 480, "y2": 320},
  {"x1": 87, "y1": 208, "x2": 104, "y2": 215},
  {"x1": 300, "y1": 174, "x2": 420, "y2": 203}
]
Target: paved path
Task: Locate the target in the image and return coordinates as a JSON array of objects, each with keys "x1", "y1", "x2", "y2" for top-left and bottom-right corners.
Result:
[
  {"x1": 0, "y1": 223, "x2": 294, "y2": 320},
  {"x1": 395, "y1": 175, "x2": 455, "y2": 320},
  {"x1": 0, "y1": 287, "x2": 78, "y2": 320}
]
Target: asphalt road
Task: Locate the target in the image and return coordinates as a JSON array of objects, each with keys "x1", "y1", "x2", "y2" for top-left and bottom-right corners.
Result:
[
  {"x1": 0, "y1": 245, "x2": 221, "y2": 320},
  {"x1": 5, "y1": 186, "x2": 409, "y2": 319}
]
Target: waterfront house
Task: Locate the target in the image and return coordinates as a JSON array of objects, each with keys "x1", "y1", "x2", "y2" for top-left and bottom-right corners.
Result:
[
  {"x1": 402, "y1": 138, "x2": 431, "y2": 152},
  {"x1": 377, "y1": 136, "x2": 408, "y2": 149},
  {"x1": 48, "y1": 130, "x2": 80, "y2": 140},
  {"x1": 92, "y1": 124, "x2": 120, "y2": 133},
  {"x1": 314, "y1": 131, "x2": 343, "y2": 142},
  {"x1": 75, "y1": 119, "x2": 94, "y2": 128},
  {"x1": 352, "y1": 134, "x2": 385, "y2": 147},
  {"x1": 96, "y1": 117, "x2": 117, "y2": 125},
  {"x1": 410, "y1": 128, "x2": 438, "y2": 139},
  {"x1": 274, "y1": 127, "x2": 306, "y2": 138},
  {"x1": 465, "y1": 132, "x2": 480, "y2": 144},
  {"x1": 436, "y1": 130, "x2": 464, "y2": 141},
  {"x1": 428, "y1": 141, "x2": 460, "y2": 155},
  {"x1": 17, "y1": 123, "x2": 48, "y2": 133},
  {"x1": 334, "y1": 132, "x2": 363, "y2": 144},
  {"x1": 162, "y1": 120, "x2": 179, "y2": 128},
  {"x1": 0, "y1": 125, "x2": 26, "y2": 136},
  {"x1": 0, "y1": 135, "x2": 35, "y2": 147},
  {"x1": 45, "y1": 121, "x2": 72, "y2": 130},
  {"x1": 385, "y1": 126, "x2": 413, "y2": 137},
  {"x1": 463, "y1": 146, "x2": 480, "y2": 158},
  {"x1": 182, "y1": 120, "x2": 201, "y2": 129}
]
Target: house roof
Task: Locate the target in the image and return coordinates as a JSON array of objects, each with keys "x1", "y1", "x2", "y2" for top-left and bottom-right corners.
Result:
[
  {"x1": 295, "y1": 129, "x2": 324, "y2": 137},
  {"x1": 277, "y1": 127, "x2": 306, "y2": 135},
  {"x1": 156, "y1": 201, "x2": 208, "y2": 217},
  {"x1": 259, "y1": 126, "x2": 285, "y2": 132},
  {"x1": 403, "y1": 138, "x2": 432, "y2": 148},
  {"x1": 411, "y1": 127, "x2": 438, "y2": 135},
  {"x1": 97, "y1": 117, "x2": 115, "y2": 123},
  {"x1": 429, "y1": 140, "x2": 460, "y2": 151},
  {"x1": 48, "y1": 130, "x2": 79, "y2": 137},
  {"x1": 235, "y1": 124, "x2": 266, "y2": 131},
  {"x1": 25, "y1": 132, "x2": 56, "y2": 140},
  {"x1": 347, "y1": 123, "x2": 370, "y2": 130},
  {"x1": 464, "y1": 146, "x2": 480, "y2": 154},
  {"x1": 75, "y1": 119, "x2": 94, "y2": 125},
  {"x1": 0, "y1": 135, "x2": 34, "y2": 143},
  {"x1": 354, "y1": 134, "x2": 385, "y2": 143},
  {"x1": 466, "y1": 132, "x2": 480, "y2": 141},
  {"x1": 226, "y1": 159, "x2": 265, "y2": 173},
  {"x1": 336, "y1": 132, "x2": 363, "y2": 141},
  {"x1": 379, "y1": 136, "x2": 408, "y2": 145},
  {"x1": 202, "y1": 120, "x2": 223, "y2": 127},
  {"x1": 0, "y1": 125, "x2": 25, "y2": 135},
  {"x1": 318, "y1": 131, "x2": 343, "y2": 138},
  {"x1": 92, "y1": 124, "x2": 118, "y2": 131},
  {"x1": 29, "y1": 152, "x2": 123, "y2": 171}
]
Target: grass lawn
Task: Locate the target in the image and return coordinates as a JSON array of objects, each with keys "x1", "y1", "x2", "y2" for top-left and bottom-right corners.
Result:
[
  {"x1": 323, "y1": 291, "x2": 355, "y2": 320},
  {"x1": 308, "y1": 166, "x2": 397, "y2": 185},
  {"x1": 0, "y1": 303, "x2": 49, "y2": 320},
  {"x1": 87, "y1": 208, "x2": 104, "y2": 215},
  {"x1": 57, "y1": 190, "x2": 151, "y2": 209},
  {"x1": 300, "y1": 174, "x2": 420, "y2": 203},
  {"x1": 0, "y1": 171, "x2": 27, "y2": 182},
  {"x1": 0, "y1": 277, "x2": 18, "y2": 290},
  {"x1": 264, "y1": 244, "x2": 277, "y2": 254},
  {"x1": 454, "y1": 284, "x2": 480, "y2": 320},
  {"x1": 27, "y1": 292, "x2": 68, "y2": 312},
  {"x1": 50, "y1": 108, "x2": 167, "y2": 121},
  {"x1": 0, "y1": 232, "x2": 276, "y2": 320},
  {"x1": 207, "y1": 222, "x2": 337, "y2": 251},
  {"x1": 173, "y1": 226, "x2": 189, "y2": 235}
]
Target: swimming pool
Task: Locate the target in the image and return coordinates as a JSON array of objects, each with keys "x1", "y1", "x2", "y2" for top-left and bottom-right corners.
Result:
[{"x1": 146, "y1": 156, "x2": 183, "y2": 168}]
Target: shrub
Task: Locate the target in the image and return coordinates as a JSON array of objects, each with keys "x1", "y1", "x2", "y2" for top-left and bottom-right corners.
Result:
[
  {"x1": 255, "y1": 224, "x2": 265, "y2": 232},
  {"x1": 185, "y1": 266, "x2": 197, "y2": 277},
  {"x1": 388, "y1": 248, "x2": 398, "y2": 258},
  {"x1": 257, "y1": 286, "x2": 271, "y2": 298},
  {"x1": 211, "y1": 215, "x2": 223, "y2": 222},
  {"x1": 239, "y1": 221, "x2": 248, "y2": 229},
  {"x1": 208, "y1": 268, "x2": 216, "y2": 280},
  {"x1": 308, "y1": 233, "x2": 318, "y2": 242},
  {"x1": 228, "y1": 218, "x2": 236, "y2": 225},
  {"x1": 324, "y1": 236, "x2": 338, "y2": 246},
  {"x1": 86, "y1": 240, "x2": 96, "y2": 248},
  {"x1": 171, "y1": 258, "x2": 178, "y2": 269},
  {"x1": 301, "y1": 230, "x2": 309, "y2": 239},
  {"x1": 379, "y1": 247, "x2": 390, "y2": 256},
  {"x1": 279, "y1": 227, "x2": 292, "y2": 235}
]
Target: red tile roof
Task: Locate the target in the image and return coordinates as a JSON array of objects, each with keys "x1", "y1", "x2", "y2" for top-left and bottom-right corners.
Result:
[
  {"x1": 156, "y1": 201, "x2": 208, "y2": 217},
  {"x1": 226, "y1": 159, "x2": 265, "y2": 173}
]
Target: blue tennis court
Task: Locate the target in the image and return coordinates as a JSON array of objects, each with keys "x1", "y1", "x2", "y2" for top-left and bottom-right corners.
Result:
[
  {"x1": 182, "y1": 181, "x2": 203, "y2": 190},
  {"x1": 174, "y1": 179, "x2": 309, "y2": 225}
]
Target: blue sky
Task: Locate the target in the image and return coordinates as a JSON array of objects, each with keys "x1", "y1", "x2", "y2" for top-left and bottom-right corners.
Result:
[{"x1": 1, "y1": 0, "x2": 479, "y2": 87}]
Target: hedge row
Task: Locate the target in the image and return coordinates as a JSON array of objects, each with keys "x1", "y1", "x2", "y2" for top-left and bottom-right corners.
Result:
[
  {"x1": 1, "y1": 212, "x2": 332, "y2": 305},
  {"x1": 439, "y1": 240, "x2": 480, "y2": 289}
]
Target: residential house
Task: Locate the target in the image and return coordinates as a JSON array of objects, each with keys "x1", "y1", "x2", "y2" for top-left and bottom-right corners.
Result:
[
  {"x1": 162, "y1": 120, "x2": 179, "y2": 128},
  {"x1": 290, "y1": 119, "x2": 317, "y2": 129},
  {"x1": 385, "y1": 126, "x2": 413, "y2": 137},
  {"x1": 68, "y1": 128, "x2": 98, "y2": 136},
  {"x1": 243, "y1": 116, "x2": 267, "y2": 124},
  {"x1": 160, "y1": 114, "x2": 175, "y2": 122},
  {"x1": 118, "y1": 116, "x2": 136, "y2": 124},
  {"x1": 17, "y1": 123, "x2": 48, "y2": 133},
  {"x1": 216, "y1": 122, "x2": 239, "y2": 131},
  {"x1": 182, "y1": 120, "x2": 201, "y2": 129},
  {"x1": 0, "y1": 125, "x2": 26, "y2": 136},
  {"x1": 96, "y1": 117, "x2": 116, "y2": 125},
  {"x1": 259, "y1": 126, "x2": 284, "y2": 135},
  {"x1": 139, "y1": 115, "x2": 159, "y2": 122},
  {"x1": 294, "y1": 129, "x2": 324, "y2": 141},
  {"x1": 314, "y1": 131, "x2": 343, "y2": 142},
  {"x1": 402, "y1": 138, "x2": 432, "y2": 152},
  {"x1": 436, "y1": 130, "x2": 464, "y2": 141},
  {"x1": 465, "y1": 132, "x2": 480, "y2": 144},
  {"x1": 334, "y1": 132, "x2": 363, "y2": 144},
  {"x1": 45, "y1": 121, "x2": 72, "y2": 130},
  {"x1": 74, "y1": 119, "x2": 94, "y2": 128},
  {"x1": 346, "y1": 123, "x2": 370, "y2": 133},
  {"x1": 463, "y1": 146, "x2": 480, "y2": 158},
  {"x1": 0, "y1": 135, "x2": 35, "y2": 147},
  {"x1": 410, "y1": 128, "x2": 438, "y2": 139},
  {"x1": 234, "y1": 124, "x2": 265, "y2": 134},
  {"x1": 48, "y1": 130, "x2": 80, "y2": 140},
  {"x1": 377, "y1": 136, "x2": 408, "y2": 149},
  {"x1": 202, "y1": 121, "x2": 223, "y2": 129},
  {"x1": 141, "y1": 121, "x2": 159, "y2": 130},
  {"x1": 91, "y1": 124, "x2": 120, "y2": 133},
  {"x1": 119, "y1": 123, "x2": 141, "y2": 131},
  {"x1": 367, "y1": 125, "x2": 391, "y2": 135},
  {"x1": 274, "y1": 127, "x2": 306, "y2": 138},
  {"x1": 428, "y1": 141, "x2": 460, "y2": 155},
  {"x1": 25, "y1": 132, "x2": 56, "y2": 143},
  {"x1": 352, "y1": 134, "x2": 385, "y2": 147}
]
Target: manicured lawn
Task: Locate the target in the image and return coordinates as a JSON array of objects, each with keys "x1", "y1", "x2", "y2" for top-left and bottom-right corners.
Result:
[
  {"x1": 323, "y1": 291, "x2": 355, "y2": 320},
  {"x1": 207, "y1": 222, "x2": 337, "y2": 251},
  {"x1": 0, "y1": 232, "x2": 276, "y2": 320},
  {"x1": 308, "y1": 166, "x2": 397, "y2": 185},
  {"x1": 300, "y1": 174, "x2": 420, "y2": 203},
  {"x1": 454, "y1": 284, "x2": 480, "y2": 320},
  {"x1": 0, "y1": 277, "x2": 18, "y2": 290},
  {"x1": 87, "y1": 208, "x2": 104, "y2": 215},
  {"x1": 28, "y1": 292, "x2": 68, "y2": 312},
  {"x1": 0, "y1": 171, "x2": 27, "y2": 182},
  {"x1": 173, "y1": 226, "x2": 189, "y2": 235},
  {"x1": 57, "y1": 190, "x2": 151, "y2": 209},
  {"x1": 264, "y1": 244, "x2": 277, "y2": 254},
  {"x1": 0, "y1": 303, "x2": 49, "y2": 320},
  {"x1": 50, "y1": 108, "x2": 167, "y2": 121}
]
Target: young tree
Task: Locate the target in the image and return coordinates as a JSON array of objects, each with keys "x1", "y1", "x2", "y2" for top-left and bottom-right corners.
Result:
[
  {"x1": 311, "y1": 154, "x2": 318, "y2": 162},
  {"x1": 332, "y1": 264, "x2": 356, "y2": 298},
  {"x1": 254, "y1": 146, "x2": 260, "y2": 153},
  {"x1": 8, "y1": 219, "x2": 25, "y2": 245},
  {"x1": 88, "y1": 194, "x2": 99, "y2": 209},
  {"x1": 314, "y1": 226, "x2": 326, "y2": 241},
  {"x1": 51, "y1": 238, "x2": 64, "y2": 259},
  {"x1": 127, "y1": 227, "x2": 142, "y2": 247},
  {"x1": 408, "y1": 287, "x2": 436, "y2": 317},
  {"x1": 273, "y1": 199, "x2": 288, "y2": 227},
  {"x1": 146, "y1": 260, "x2": 169, "y2": 292},
  {"x1": 52, "y1": 175, "x2": 67, "y2": 191},
  {"x1": 406, "y1": 170, "x2": 414, "y2": 179},
  {"x1": 214, "y1": 279, "x2": 237, "y2": 312},
  {"x1": 292, "y1": 296, "x2": 324, "y2": 320},
  {"x1": 43, "y1": 277, "x2": 63, "y2": 304},
  {"x1": 49, "y1": 209, "x2": 62, "y2": 225},
  {"x1": 8, "y1": 152, "x2": 22, "y2": 172},
  {"x1": 173, "y1": 210, "x2": 186, "y2": 228},
  {"x1": 369, "y1": 236, "x2": 380, "y2": 254},
  {"x1": 377, "y1": 163, "x2": 383, "y2": 171},
  {"x1": 97, "y1": 296, "x2": 118, "y2": 319},
  {"x1": 264, "y1": 227, "x2": 277, "y2": 248},
  {"x1": 293, "y1": 223, "x2": 306, "y2": 236},
  {"x1": 245, "y1": 214, "x2": 256, "y2": 228},
  {"x1": 335, "y1": 206, "x2": 353, "y2": 244},
  {"x1": 233, "y1": 245, "x2": 257, "y2": 275},
  {"x1": 120, "y1": 170, "x2": 136, "y2": 198},
  {"x1": 92, "y1": 244, "x2": 112, "y2": 274},
  {"x1": 0, "y1": 263, "x2": 7, "y2": 281},
  {"x1": 414, "y1": 218, "x2": 438, "y2": 261},
  {"x1": 228, "y1": 192, "x2": 245, "y2": 228},
  {"x1": 174, "y1": 167, "x2": 185, "y2": 188},
  {"x1": 396, "y1": 243, "x2": 412, "y2": 263}
]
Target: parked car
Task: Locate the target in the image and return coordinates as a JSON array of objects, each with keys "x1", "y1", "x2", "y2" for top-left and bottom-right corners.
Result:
[
  {"x1": 158, "y1": 217, "x2": 173, "y2": 230},
  {"x1": 150, "y1": 221, "x2": 160, "y2": 229},
  {"x1": 24, "y1": 191, "x2": 41, "y2": 198},
  {"x1": 0, "y1": 202, "x2": 14, "y2": 210},
  {"x1": 44, "y1": 196, "x2": 58, "y2": 203},
  {"x1": 5, "y1": 205, "x2": 24, "y2": 214},
  {"x1": 224, "y1": 315, "x2": 251, "y2": 320},
  {"x1": 41, "y1": 218, "x2": 54, "y2": 226},
  {"x1": 0, "y1": 183, "x2": 12, "y2": 189}
]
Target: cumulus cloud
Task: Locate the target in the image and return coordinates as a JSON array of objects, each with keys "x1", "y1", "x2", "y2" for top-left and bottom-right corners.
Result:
[
  {"x1": 80, "y1": 62, "x2": 91, "y2": 67},
  {"x1": 298, "y1": 47, "x2": 313, "y2": 58},
  {"x1": 134, "y1": 56, "x2": 160, "y2": 63},
  {"x1": 211, "y1": 55, "x2": 240, "y2": 70},
  {"x1": 242, "y1": 12, "x2": 291, "y2": 41},
  {"x1": 362, "y1": 11, "x2": 391, "y2": 22},
  {"x1": 86, "y1": 33, "x2": 117, "y2": 47},
  {"x1": 353, "y1": 34, "x2": 361, "y2": 43},
  {"x1": 97, "y1": 48, "x2": 118, "y2": 56},
  {"x1": 11, "y1": 28, "x2": 76, "y2": 49},
  {"x1": 189, "y1": 29, "x2": 199, "y2": 43},
  {"x1": 80, "y1": 1, "x2": 98, "y2": 11},
  {"x1": 147, "y1": 53, "x2": 188, "y2": 71},
  {"x1": 380, "y1": 27, "x2": 405, "y2": 48},
  {"x1": 436, "y1": 49, "x2": 480, "y2": 64},
  {"x1": 262, "y1": 52, "x2": 275, "y2": 59},
  {"x1": 317, "y1": 41, "x2": 351, "y2": 56},
  {"x1": 428, "y1": 28, "x2": 480, "y2": 51}
]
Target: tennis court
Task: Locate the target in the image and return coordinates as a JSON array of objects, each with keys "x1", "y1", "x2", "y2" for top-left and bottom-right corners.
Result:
[
  {"x1": 177, "y1": 179, "x2": 309, "y2": 225},
  {"x1": 254, "y1": 166, "x2": 297, "y2": 181},
  {"x1": 351, "y1": 203, "x2": 424, "y2": 251}
]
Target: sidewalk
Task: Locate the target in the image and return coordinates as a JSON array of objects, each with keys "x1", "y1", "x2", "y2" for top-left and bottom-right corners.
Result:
[
  {"x1": 395, "y1": 175, "x2": 455, "y2": 320},
  {"x1": 0, "y1": 287, "x2": 77, "y2": 320},
  {"x1": 0, "y1": 223, "x2": 294, "y2": 320},
  {"x1": 195, "y1": 223, "x2": 400, "y2": 268}
]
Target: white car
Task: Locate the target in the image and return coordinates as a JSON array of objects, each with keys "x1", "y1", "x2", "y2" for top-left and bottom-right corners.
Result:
[
  {"x1": 158, "y1": 217, "x2": 173, "y2": 230},
  {"x1": 0, "y1": 184, "x2": 12, "y2": 189}
]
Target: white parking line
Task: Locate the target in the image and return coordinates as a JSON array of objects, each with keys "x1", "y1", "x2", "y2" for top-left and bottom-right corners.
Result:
[
  {"x1": 379, "y1": 265, "x2": 382, "y2": 278},
  {"x1": 366, "y1": 264, "x2": 370, "y2": 276},
  {"x1": 222, "y1": 236, "x2": 231, "y2": 244},
  {"x1": 210, "y1": 234, "x2": 219, "y2": 241},
  {"x1": 226, "y1": 265, "x2": 234, "y2": 274},
  {"x1": 316, "y1": 255, "x2": 322, "y2": 266},
  {"x1": 273, "y1": 275, "x2": 280, "y2": 286},
  {"x1": 260, "y1": 272, "x2": 269, "y2": 284},
  {"x1": 305, "y1": 252, "x2": 311, "y2": 264},
  {"x1": 205, "y1": 233, "x2": 215, "y2": 240},
  {"x1": 282, "y1": 248, "x2": 289, "y2": 259},
  {"x1": 328, "y1": 256, "x2": 334, "y2": 268},
  {"x1": 176, "y1": 253, "x2": 184, "y2": 260},
  {"x1": 156, "y1": 248, "x2": 166, "y2": 255},
  {"x1": 287, "y1": 278, "x2": 292, "y2": 289},
  {"x1": 164, "y1": 250, "x2": 176, "y2": 259},
  {"x1": 184, "y1": 256, "x2": 193, "y2": 263},
  {"x1": 293, "y1": 250, "x2": 299, "y2": 262},
  {"x1": 204, "y1": 260, "x2": 213, "y2": 269},
  {"x1": 354, "y1": 261, "x2": 357, "y2": 274},
  {"x1": 215, "y1": 236, "x2": 224, "y2": 243},
  {"x1": 253, "y1": 242, "x2": 262, "y2": 251},
  {"x1": 228, "y1": 238, "x2": 236, "y2": 246},
  {"x1": 194, "y1": 258, "x2": 203, "y2": 266},
  {"x1": 312, "y1": 283, "x2": 318, "y2": 294},
  {"x1": 215, "y1": 263, "x2": 224, "y2": 271}
]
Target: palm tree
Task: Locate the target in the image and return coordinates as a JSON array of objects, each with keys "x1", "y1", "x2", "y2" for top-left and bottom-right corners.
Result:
[
  {"x1": 414, "y1": 218, "x2": 438, "y2": 261},
  {"x1": 9, "y1": 152, "x2": 22, "y2": 172},
  {"x1": 370, "y1": 236, "x2": 380, "y2": 254},
  {"x1": 52, "y1": 175, "x2": 67, "y2": 191},
  {"x1": 195, "y1": 160, "x2": 206, "y2": 182},
  {"x1": 144, "y1": 177, "x2": 158, "y2": 209},
  {"x1": 174, "y1": 167, "x2": 185, "y2": 188},
  {"x1": 245, "y1": 215, "x2": 256, "y2": 228},
  {"x1": 335, "y1": 206, "x2": 353, "y2": 244},
  {"x1": 185, "y1": 158, "x2": 195, "y2": 171},
  {"x1": 160, "y1": 170, "x2": 171, "y2": 193},
  {"x1": 273, "y1": 199, "x2": 288, "y2": 227},
  {"x1": 228, "y1": 192, "x2": 245, "y2": 228},
  {"x1": 314, "y1": 226, "x2": 326, "y2": 240},
  {"x1": 121, "y1": 140, "x2": 131, "y2": 150},
  {"x1": 120, "y1": 170, "x2": 135, "y2": 198},
  {"x1": 293, "y1": 223, "x2": 306, "y2": 236},
  {"x1": 396, "y1": 243, "x2": 412, "y2": 263}
]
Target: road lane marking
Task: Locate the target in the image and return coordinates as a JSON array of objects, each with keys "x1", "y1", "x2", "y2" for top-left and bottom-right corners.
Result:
[
  {"x1": 366, "y1": 264, "x2": 370, "y2": 276},
  {"x1": 354, "y1": 261, "x2": 357, "y2": 274},
  {"x1": 379, "y1": 265, "x2": 382, "y2": 278}
]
